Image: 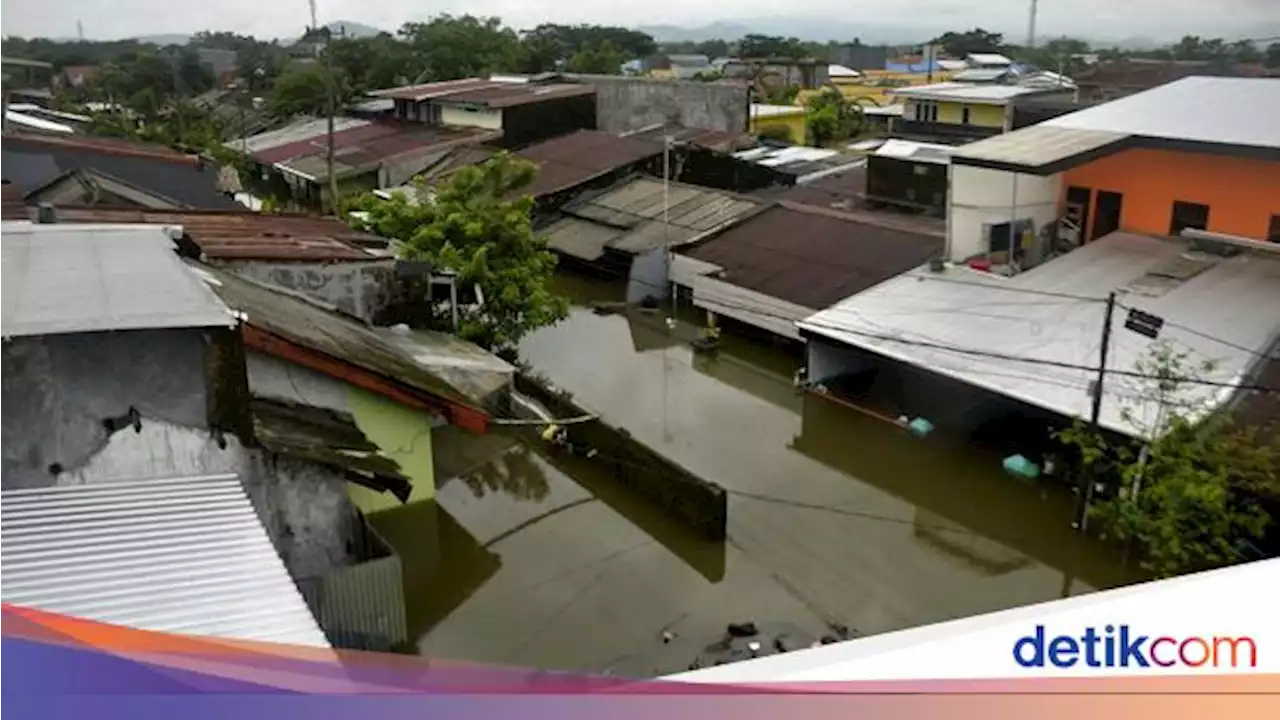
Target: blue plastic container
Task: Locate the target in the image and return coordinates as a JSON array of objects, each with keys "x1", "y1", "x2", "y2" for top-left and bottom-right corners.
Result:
[
  {"x1": 907, "y1": 417, "x2": 934, "y2": 437},
  {"x1": 1002, "y1": 454, "x2": 1041, "y2": 480}
]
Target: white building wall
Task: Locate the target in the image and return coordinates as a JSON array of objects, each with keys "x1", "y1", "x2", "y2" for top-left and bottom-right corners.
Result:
[
  {"x1": 947, "y1": 164, "x2": 1062, "y2": 263},
  {"x1": 439, "y1": 104, "x2": 503, "y2": 131}
]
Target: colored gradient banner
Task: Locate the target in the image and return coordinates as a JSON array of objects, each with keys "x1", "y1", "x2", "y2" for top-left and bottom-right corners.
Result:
[{"x1": 5, "y1": 560, "x2": 1279, "y2": 718}]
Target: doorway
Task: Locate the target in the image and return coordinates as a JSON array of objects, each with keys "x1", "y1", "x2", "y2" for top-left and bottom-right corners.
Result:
[
  {"x1": 1169, "y1": 200, "x2": 1210, "y2": 237},
  {"x1": 1091, "y1": 190, "x2": 1123, "y2": 240},
  {"x1": 1064, "y1": 186, "x2": 1092, "y2": 246}
]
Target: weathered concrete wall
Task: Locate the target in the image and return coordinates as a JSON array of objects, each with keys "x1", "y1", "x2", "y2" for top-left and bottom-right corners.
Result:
[
  {"x1": 222, "y1": 260, "x2": 395, "y2": 322},
  {"x1": 514, "y1": 374, "x2": 728, "y2": 540},
  {"x1": 569, "y1": 75, "x2": 749, "y2": 134},
  {"x1": 1, "y1": 330, "x2": 359, "y2": 581}
]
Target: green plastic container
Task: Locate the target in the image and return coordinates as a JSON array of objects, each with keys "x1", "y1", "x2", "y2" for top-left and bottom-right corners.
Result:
[{"x1": 1002, "y1": 454, "x2": 1040, "y2": 480}]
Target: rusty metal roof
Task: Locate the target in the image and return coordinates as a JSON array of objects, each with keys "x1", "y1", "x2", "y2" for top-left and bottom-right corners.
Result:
[
  {"x1": 245, "y1": 120, "x2": 497, "y2": 175},
  {"x1": 50, "y1": 206, "x2": 383, "y2": 262},
  {"x1": 684, "y1": 201, "x2": 943, "y2": 309},
  {"x1": 516, "y1": 130, "x2": 663, "y2": 199},
  {"x1": 369, "y1": 78, "x2": 594, "y2": 107}
]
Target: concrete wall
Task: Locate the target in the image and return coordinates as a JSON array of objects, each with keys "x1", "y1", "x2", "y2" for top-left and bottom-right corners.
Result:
[
  {"x1": 948, "y1": 164, "x2": 1062, "y2": 262},
  {"x1": 0, "y1": 331, "x2": 359, "y2": 580},
  {"x1": 571, "y1": 75, "x2": 749, "y2": 134},
  {"x1": 222, "y1": 260, "x2": 395, "y2": 322},
  {"x1": 514, "y1": 374, "x2": 728, "y2": 540}
]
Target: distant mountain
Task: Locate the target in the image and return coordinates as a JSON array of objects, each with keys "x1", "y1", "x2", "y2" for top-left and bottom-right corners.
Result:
[{"x1": 638, "y1": 18, "x2": 953, "y2": 45}]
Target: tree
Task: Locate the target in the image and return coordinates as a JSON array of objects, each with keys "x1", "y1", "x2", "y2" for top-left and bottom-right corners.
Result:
[
  {"x1": 566, "y1": 40, "x2": 627, "y2": 75},
  {"x1": 739, "y1": 34, "x2": 809, "y2": 59},
  {"x1": 931, "y1": 28, "x2": 1005, "y2": 57},
  {"x1": 805, "y1": 88, "x2": 861, "y2": 146},
  {"x1": 399, "y1": 15, "x2": 523, "y2": 82},
  {"x1": 267, "y1": 61, "x2": 354, "y2": 118},
  {"x1": 328, "y1": 35, "x2": 417, "y2": 92},
  {"x1": 1230, "y1": 40, "x2": 1261, "y2": 64},
  {"x1": 695, "y1": 39, "x2": 730, "y2": 59},
  {"x1": 1056, "y1": 343, "x2": 1277, "y2": 578},
  {"x1": 1268, "y1": 43, "x2": 1280, "y2": 69},
  {"x1": 349, "y1": 153, "x2": 569, "y2": 351}
]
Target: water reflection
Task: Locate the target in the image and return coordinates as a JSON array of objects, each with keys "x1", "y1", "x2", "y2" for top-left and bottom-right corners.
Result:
[{"x1": 455, "y1": 440, "x2": 552, "y2": 502}]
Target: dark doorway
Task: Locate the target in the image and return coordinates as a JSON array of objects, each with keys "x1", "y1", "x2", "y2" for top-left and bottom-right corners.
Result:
[
  {"x1": 1169, "y1": 200, "x2": 1210, "y2": 237},
  {"x1": 1269, "y1": 215, "x2": 1280, "y2": 244},
  {"x1": 1091, "y1": 190, "x2": 1123, "y2": 240},
  {"x1": 1065, "y1": 186, "x2": 1092, "y2": 244}
]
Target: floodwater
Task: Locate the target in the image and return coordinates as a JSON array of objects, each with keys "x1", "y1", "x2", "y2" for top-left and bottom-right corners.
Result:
[{"x1": 372, "y1": 273, "x2": 1140, "y2": 676}]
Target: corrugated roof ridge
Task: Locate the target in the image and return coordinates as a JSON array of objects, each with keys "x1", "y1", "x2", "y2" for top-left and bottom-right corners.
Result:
[{"x1": 3, "y1": 131, "x2": 201, "y2": 166}]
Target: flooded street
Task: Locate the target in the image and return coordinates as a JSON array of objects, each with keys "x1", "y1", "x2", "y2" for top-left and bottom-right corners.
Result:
[{"x1": 373, "y1": 273, "x2": 1140, "y2": 676}]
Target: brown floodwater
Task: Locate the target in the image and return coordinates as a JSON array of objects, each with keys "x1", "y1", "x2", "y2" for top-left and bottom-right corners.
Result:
[{"x1": 374, "y1": 273, "x2": 1141, "y2": 677}]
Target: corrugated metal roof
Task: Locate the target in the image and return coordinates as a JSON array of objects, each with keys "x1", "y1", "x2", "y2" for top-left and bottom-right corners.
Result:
[
  {"x1": 50, "y1": 207, "x2": 383, "y2": 261},
  {"x1": 892, "y1": 82, "x2": 1048, "y2": 104},
  {"x1": 369, "y1": 78, "x2": 594, "y2": 107},
  {"x1": 1, "y1": 222, "x2": 234, "y2": 337},
  {"x1": 685, "y1": 202, "x2": 943, "y2": 309},
  {"x1": 541, "y1": 216, "x2": 623, "y2": 260},
  {"x1": 951, "y1": 68, "x2": 1011, "y2": 82},
  {"x1": 227, "y1": 117, "x2": 370, "y2": 156},
  {"x1": 799, "y1": 232, "x2": 1280, "y2": 439},
  {"x1": 516, "y1": 130, "x2": 662, "y2": 199},
  {"x1": 0, "y1": 473, "x2": 330, "y2": 648},
  {"x1": 874, "y1": 139, "x2": 957, "y2": 165},
  {"x1": 966, "y1": 53, "x2": 1013, "y2": 66},
  {"x1": 952, "y1": 125, "x2": 1130, "y2": 171},
  {"x1": 1044, "y1": 76, "x2": 1280, "y2": 151}
]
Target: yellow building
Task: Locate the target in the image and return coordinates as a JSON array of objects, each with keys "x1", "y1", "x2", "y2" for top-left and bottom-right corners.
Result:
[
  {"x1": 798, "y1": 69, "x2": 958, "y2": 108},
  {"x1": 749, "y1": 103, "x2": 808, "y2": 144},
  {"x1": 889, "y1": 82, "x2": 1075, "y2": 142}
]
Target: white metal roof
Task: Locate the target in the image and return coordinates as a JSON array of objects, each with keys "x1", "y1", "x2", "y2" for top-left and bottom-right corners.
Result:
[
  {"x1": 226, "y1": 117, "x2": 369, "y2": 154},
  {"x1": 1043, "y1": 76, "x2": 1280, "y2": 151},
  {"x1": 751, "y1": 103, "x2": 806, "y2": 118},
  {"x1": 966, "y1": 53, "x2": 1013, "y2": 66},
  {"x1": 892, "y1": 82, "x2": 1047, "y2": 104},
  {"x1": 1, "y1": 474, "x2": 330, "y2": 647},
  {"x1": 799, "y1": 232, "x2": 1280, "y2": 439},
  {"x1": 828, "y1": 64, "x2": 861, "y2": 78},
  {"x1": 952, "y1": 68, "x2": 1010, "y2": 83},
  {"x1": 874, "y1": 139, "x2": 957, "y2": 165},
  {"x1": 1, "y1": 223, "x2": 235, "y2": 338},
  {"x1": 937, "y1": 59, "x2": 969, "y2": 71},
  {"x1": 860, "y1": 104, "x2": 905, "y2": 117},
  {"x1": 952, "y1": 125, "x2": 1130, "y2": 169},
  {"x1": 5, "y1": 110, "x2": 75, "y2": 134}
]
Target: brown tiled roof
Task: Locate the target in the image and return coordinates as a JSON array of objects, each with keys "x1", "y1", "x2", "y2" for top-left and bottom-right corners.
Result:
[
  {"x1": 684, "y1": 201, "x2": 943, "y2": 309},
  {"x1": 50, "y1": 206, "x2": 383, "y2": 261},
  {"x1": 516, "y1": 130, "x2": 663, "y2": 198},
  {"x1": 760, "y1": 164, "x2": 869, "y2": 210},
  {"x1": 370, "y1": 78, "x2": 594, "y2": 107}
]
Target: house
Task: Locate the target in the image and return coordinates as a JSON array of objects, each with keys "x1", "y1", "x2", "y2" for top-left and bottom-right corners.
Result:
[
  {"x1": 0, "y1": 221, "x2": 329, "y2": 648},
  {"x1": 732, "y1": 144, "x2": 866, "y2": 186},
  {"x1": 514, "y1": 129, "x2": 665, "y2": 206},
  {"x1": 748, "y1": 103, "x2": 808, "y2": 144},
  {"x1": 3, "y1": 132, "x2": 241, "y2": 209},
  {"x1": 369, "y1": 76, "x2": 597, "y2": 148},
  {"x1": 890, "y1": 82, "x2": 1076, "y2": 143},
  {"x1": 832, "y1": 45, "x2": 891, "y2": 72},
  {"x1": 864, "y1": 139, "x2": 957, "y2": 216},
  {"x1": 670, "y1": 201, "x2": 944, "y2": 341},
  {"x1": 537, "y1": 176, "x2": 762, "y2": 300},
  {"x1": 226, "y1": 117, "x2": 499, "y2": 209},
  {"x1": 723, "y1": 58, "x2": 829, "y2": 89},
  {"x1": 795, "y1": 76, "x2": 1280, "y2": 443},
  {"x1": 646, "y1": 54, "x2": 713, "y2": 80}
]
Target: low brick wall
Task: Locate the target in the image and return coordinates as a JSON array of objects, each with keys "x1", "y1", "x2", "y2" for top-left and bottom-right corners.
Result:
[{"x1": 515, "y1": 374, "x2": 728, "y2": 540}]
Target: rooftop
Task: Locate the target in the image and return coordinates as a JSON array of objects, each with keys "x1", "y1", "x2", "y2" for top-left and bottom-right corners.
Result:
[
  {"x1": 873, "y1": 138, "x2": 957, "y2": 166},
  {"x1": 515, "y1": 129, "x2": 662, "y2": 199},
  {"x1": 3, "y1": 132, "x2": 240, "y2": 209},
  {"x1": 543, "y1": 177, "x2": 762, "y2": 260},
  {"x1": 892, "y1": 82, "x2": 1055, "y2": 104},
  {"x1": 683, "y1": 201, "x2": 944, "y2": 310},
  {"x1": 799, "y1": 232, "x2": 1280, "y2": 439},
  {"x1": 369, "y1": 77, "x2": 595, "y2": 107},
  {"x1": 732, "y1": 145, "x2": 866, "y2": 181},
  {"x1": 1, "y1": 222, "x2": 234, "y2": 338},
  {"x1": 954, "y1": 77, "x2": 1280, "y2": 173},
  {"x1": 966, "y1": 53, "x2": 1014, "y2": 66},
  {"x1": 50, "y1": 206, "x2": 384, "y2": 262},
  {"x1": 1, "y1": 473, "x2": 330, "y2": 648}
]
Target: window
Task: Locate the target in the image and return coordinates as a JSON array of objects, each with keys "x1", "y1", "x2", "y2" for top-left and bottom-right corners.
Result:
[
  {"x1": 1270, "y1": 215, "x2": 1280, "y2": 244},
  {"x1": 961, "y1": 106, "x2": 971, "y2": 125},
  {"x1": 913, "y1": 101, "x2": 939, "y2": 122}
]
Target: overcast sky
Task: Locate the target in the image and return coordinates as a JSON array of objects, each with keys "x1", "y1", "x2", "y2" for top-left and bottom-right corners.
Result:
[{"x1": 2, "y1": 0, "x2": 1275, "y2": 43}]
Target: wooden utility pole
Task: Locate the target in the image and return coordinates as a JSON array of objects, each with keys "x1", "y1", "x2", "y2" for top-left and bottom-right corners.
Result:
[
  {"x1": 1074, "y1": 291, "x2": 1117, "y2": 531},
  {"x1": 308, "y1": 0, "x2": 340, "y2": 213}
]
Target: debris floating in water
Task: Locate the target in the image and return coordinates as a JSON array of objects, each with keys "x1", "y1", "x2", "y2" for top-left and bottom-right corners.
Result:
[
  {"x1": 907, "y1": 417, "x2": 934, "y2": 437},
  {"x1": 1003, "y1": 454, "x2": 1041, "y2": 479}
]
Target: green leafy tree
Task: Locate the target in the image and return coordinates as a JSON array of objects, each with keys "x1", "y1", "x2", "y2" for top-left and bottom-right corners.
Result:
[
  {"x1": 398, "y1": 15, "x2": 523, "y2": 82},
  {"x1": 267, "y1": 60, "x2": 354, "y2": 118},
  {"x1": 804, "y1": 88, "x2": 861, "y2": 146},
  {"x1": 1267, "y1": 43, "x2": 1280, "y2": 69},
  {"x1": 349, "y1": 153, "x2": 569, "y2": 351},
  {"x1": 931, "y1": 28, "x2": 1006, "y2": 57},
  {"x1": 738, "y1": 34, "x2": 810, "y2": 59},
  {"x1": 1056, "y1": 343, "x2": 1277, "y2": 578},
  {"x1": 566, "y1": 40, "x2": 627, "y2": 75}
]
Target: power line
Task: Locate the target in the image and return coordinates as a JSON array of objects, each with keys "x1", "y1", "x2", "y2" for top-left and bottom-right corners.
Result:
[{"x1": 1114, "y1": 299, "x2": 1280, "y2": 363}]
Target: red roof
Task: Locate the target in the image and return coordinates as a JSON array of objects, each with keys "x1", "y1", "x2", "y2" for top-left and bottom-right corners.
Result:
[
  {"x1": 252, "y1": 120, "x2": 496, "y2": 168},
  {"x1": 2, "y1": 131, "x2": 201, "y2": 166},
  {"x1": 49, "y1": 206, "x2": 384, "y2": 262}
]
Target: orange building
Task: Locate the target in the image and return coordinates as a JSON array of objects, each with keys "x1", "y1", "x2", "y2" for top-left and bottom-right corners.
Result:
[{"x1": 945, "y1": 77, "x2": 1280, "y2": 263}]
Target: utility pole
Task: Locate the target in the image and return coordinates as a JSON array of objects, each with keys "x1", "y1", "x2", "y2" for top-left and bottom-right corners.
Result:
[
  {"x1": 308, "y1": 0, "x2": 340, "y2": 213},
  {"x1": 1074, "y1": 291, "x2": 1117, "y2": 531},
  {"x1": 1026, "y1": 0, "x2": 1040, "y2": 49}
]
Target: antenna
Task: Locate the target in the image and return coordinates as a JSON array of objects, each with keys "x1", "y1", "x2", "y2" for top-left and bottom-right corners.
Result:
[
  {"x1": 1026, "y1": 0, "x2": 1039, "y2": 49},
  {"x1": 77, "y1": 20, "x2": 85, "y2": 41}
]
